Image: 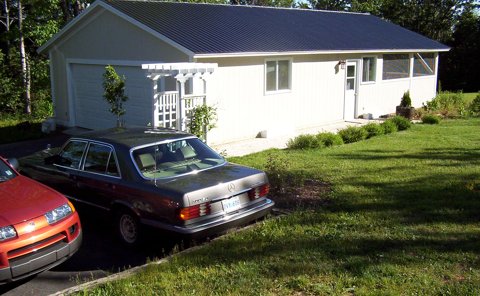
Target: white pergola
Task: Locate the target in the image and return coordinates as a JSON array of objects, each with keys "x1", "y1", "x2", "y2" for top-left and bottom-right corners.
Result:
[{"x1": 142, "y1": 63, "x2": 217, "y2": 133}]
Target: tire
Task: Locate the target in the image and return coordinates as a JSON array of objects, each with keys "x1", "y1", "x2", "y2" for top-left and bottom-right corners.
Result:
[{"x1": 115, "y1": 209, "x2": 141, "y2": 247}]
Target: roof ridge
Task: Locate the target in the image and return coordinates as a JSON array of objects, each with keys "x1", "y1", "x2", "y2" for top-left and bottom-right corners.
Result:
[{"x1": 105, "y1": 0, "x2": 371, "y2": 16}]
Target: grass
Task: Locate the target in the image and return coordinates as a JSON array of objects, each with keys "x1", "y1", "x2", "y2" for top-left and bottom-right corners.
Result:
[
  {"x1": 463, "y1": 92, "x2": 478, "y2": 105},
  {"x1": 77, "y1": 118, "x2": 480, "y2": 295},
  {"x1": 0, "y1": 117, "x2": 46, "y2": 144}
]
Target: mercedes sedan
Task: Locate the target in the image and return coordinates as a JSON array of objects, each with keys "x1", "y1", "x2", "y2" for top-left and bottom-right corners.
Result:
[{"x1": 20, "y1": 128, "x2": 274, "y2": 246}]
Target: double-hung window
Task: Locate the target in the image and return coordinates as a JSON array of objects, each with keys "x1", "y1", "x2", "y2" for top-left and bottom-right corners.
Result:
[
  {"x1": 266, "y1": 59, "x2": 291, "y2": 92},
  {"x1": 362, "y1": 57, "x2": 376, "y2": 83}
]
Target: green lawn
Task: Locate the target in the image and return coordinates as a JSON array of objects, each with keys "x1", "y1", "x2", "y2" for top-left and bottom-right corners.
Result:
[
  {"x1": 0, "y1": 117, "x2": 45, "y2": 144},
  {"x1": 78, "y1": 118, "x2": 480, "y2": 295},
  {"x1": 463, "y1": 92, "x2": 478, "y2": 104}
]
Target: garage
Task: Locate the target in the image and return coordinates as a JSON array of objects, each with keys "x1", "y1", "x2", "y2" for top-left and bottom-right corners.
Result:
[{"x1": 70, "y1": 63, "x2": 152, "y2": 130}]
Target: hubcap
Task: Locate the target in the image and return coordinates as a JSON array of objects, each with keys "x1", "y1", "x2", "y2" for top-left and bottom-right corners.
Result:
[{"x1": 119, "y1": 214, "x2": 137, "y2": 244}]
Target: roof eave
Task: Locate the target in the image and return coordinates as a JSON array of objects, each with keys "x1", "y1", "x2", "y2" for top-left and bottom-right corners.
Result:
[
  {"x1": 193, "y1": 48, "x2": 450, "y2": 59},
  {"x1": 38, "y1": 1, "x2": 195, "y2": 58}
]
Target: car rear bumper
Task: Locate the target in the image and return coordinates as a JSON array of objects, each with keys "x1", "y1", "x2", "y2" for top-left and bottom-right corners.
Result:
[
  {"x1": 0, "y1": 230, "x2": 82, "y2": 284},
  {"x1": 142, "y1": 198, "x2": 275, "y2": 238}
]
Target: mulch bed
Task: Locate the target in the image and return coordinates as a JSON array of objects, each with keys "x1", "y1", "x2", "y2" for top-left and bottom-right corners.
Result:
[{"x1": 269, "y1": 179, "x2": 333, "y2": 211}]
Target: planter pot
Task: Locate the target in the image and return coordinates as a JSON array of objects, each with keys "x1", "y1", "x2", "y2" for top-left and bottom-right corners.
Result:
[{"x1": 396, "y1": 106, "x2": 415, "y2": 119}]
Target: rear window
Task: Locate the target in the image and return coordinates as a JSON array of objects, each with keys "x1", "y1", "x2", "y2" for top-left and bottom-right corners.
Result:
[
  {"x1": 0, "y1": 159, "x2": 17, "y2": 182},
  {"x1": 132, "y1": 138, "x2": 225, "y2": 179}
]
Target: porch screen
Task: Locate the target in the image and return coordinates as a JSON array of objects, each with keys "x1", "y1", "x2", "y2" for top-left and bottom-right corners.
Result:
[
  {"x1": 382, "y1": 54, "x2": 410, "y2": 80},
  {"x1": 413, "y1": 53, "x2": 435, "y2": 77}
]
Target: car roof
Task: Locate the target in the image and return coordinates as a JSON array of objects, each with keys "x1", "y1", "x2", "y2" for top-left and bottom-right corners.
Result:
[{"x1": 72, "y1": 127, "x2": 194, "y2": 148}]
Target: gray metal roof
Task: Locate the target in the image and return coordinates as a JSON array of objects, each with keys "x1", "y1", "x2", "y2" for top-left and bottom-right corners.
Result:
[{"x1": 102, "y1": 1, "x2": 448, "y2": 55}]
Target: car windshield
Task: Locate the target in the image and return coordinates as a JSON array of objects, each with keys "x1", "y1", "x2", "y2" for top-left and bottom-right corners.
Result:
[
  {"x1": 132, "y1": 138, "x2": 225, "y2": 179},
  {"x1": 0, "y1": 159, "x2": 17, "y2": 182}
]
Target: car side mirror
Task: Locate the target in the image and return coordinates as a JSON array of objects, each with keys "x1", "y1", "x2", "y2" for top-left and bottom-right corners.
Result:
[{"x1": 7, "y1": 158, "x2": 19, "y2": 171}]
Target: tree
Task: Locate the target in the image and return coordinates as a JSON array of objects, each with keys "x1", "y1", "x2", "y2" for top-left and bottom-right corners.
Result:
[
  {"x1": 103, "y1": 65, "x2": 128, "y2": 128},
  {"x1": 439, "y1": 4, "x2": 480, "y2": 91},
  {"x1": 308, "y1": 0, "x2": 350, "y2": 10}
]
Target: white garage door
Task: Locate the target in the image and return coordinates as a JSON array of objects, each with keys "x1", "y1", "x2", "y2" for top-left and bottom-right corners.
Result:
[{"x1": 71, "y1": 64, "x2": 152, "y2": 130}]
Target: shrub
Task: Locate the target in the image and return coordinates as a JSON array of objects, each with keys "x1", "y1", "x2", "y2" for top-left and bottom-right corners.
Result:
[
  {"x1": 362, "y1": 123, "x2": 384, "y2": 139},
  {"x1": 469, "y1": 93, "x2": 480, "y2": 116},
  {"x1": 389, "y1": 115, "x2": 412, "y2": 131},
  {"x1": 264, "y1": 153, "x2": 305, "y2": 194},
  {"x1": 422, "y1": 114, "x2": 441, "y2": 124},
  {"x1": 287, "y1": 134, "x2": 321, "y2": 149},
  {"x1": 381, "y1": 120, "x2": 398, "y2": 134},
  {"x1": 316, "y1": 132, "x2": 343, "y2": 147},
  {"x1": 424, "y1": 92, "x2": 466, "y2": 118},
  {"x1": 338, "y1": 126, "x2": 367, "y2": 144},
  {"x1": 400, "y1": 91, "x2": 412, "y2": 107}
]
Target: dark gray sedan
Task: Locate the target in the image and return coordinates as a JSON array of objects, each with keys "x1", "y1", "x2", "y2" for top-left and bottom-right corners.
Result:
[{"x1": 20, "y1": 128, "x2": 274, "y2": 246}]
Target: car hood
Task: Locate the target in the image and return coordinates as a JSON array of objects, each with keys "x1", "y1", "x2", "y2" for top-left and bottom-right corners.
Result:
[
  {"x1": 0, "y1": 175, "x2": 67, "y2": 226},
  {"x1": 156, "y1": 163, "x2": 268, "y2": 206}
]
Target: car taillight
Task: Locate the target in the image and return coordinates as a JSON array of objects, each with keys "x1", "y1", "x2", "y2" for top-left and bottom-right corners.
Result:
[
  {"x1": 248, "y1": 184, "x2": 270, "y2": 200},
  {"x1": 178, "y1": 202, "x2": 211, "y2": 221}
]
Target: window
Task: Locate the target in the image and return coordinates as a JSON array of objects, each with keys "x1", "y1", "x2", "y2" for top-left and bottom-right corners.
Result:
[
  {"x1": 84, "y1": 143, "x2": 119, "y2": 176},
  {"x1": 57, "y1": 141, "x2": 87, "y2": 169},
  {"x1": 132, "y1": 138, "x2": 225, "y2": 179},
  {"x1": 266, "y1": 59, "x2": 291, "y2": 92},
  {"x1": 346, "y1": 64, "x2": 356, "y2": 90},
  {"x1": 362, "y1": 57, "x2": 376, "y2": 83},
  {"x1": 383, "y1": 54, "x2": 410, "y2": 80},
  {"x1": 413, "y1": 53, "x2": 435, "y2": 77}
]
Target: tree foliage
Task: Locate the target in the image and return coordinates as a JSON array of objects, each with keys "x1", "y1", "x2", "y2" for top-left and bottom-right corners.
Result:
[
  {"x1": 0, "y1": 0, "x2": 93, "y2": 118},
  {"x1": 102, "y1": 65, "x2": 128, "y2": 128}
]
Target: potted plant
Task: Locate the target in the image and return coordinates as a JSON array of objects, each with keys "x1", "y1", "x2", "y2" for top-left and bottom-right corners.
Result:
[{"x1": 396, "y1": 91, "x2": 415, "y2": 119}]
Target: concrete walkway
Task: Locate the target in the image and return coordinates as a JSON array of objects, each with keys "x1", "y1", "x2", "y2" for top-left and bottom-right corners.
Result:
[{"x1": 211, "y1": 119, "x2": 377, "y2": 157}]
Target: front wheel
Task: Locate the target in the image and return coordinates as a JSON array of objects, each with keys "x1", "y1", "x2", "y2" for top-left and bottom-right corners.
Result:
[{"x1": 116, "y1": 209, "x2": 140, "y2": 246}]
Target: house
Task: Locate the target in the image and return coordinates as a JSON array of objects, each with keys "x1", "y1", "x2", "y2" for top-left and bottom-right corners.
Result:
[{"x1": 39, "y1": 0, "x2": 449, "y2": 145}]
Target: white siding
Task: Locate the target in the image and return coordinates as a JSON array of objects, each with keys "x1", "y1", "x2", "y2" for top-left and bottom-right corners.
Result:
[{"x1": 201, "y1": 55, "x2": 347, "y2": 145}]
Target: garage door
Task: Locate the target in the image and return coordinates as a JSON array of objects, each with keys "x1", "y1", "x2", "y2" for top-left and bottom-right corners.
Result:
[{"x1": 71, "y1": 64, "x2": 152, "y2": 130}]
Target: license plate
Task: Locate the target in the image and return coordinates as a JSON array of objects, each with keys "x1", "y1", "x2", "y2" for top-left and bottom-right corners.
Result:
[{"x1": 222, "y1": 196, "x2": 241, "y2": 213}]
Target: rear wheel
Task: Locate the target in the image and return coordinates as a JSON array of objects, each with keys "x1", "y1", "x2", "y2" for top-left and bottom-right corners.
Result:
[{"x1": 116, "y1": 209, "x2": 140, "y2": 246}]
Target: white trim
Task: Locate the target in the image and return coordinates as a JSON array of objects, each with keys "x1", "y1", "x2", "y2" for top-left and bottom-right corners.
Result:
[
  {"x1": 195, "y1": 48, "x2": 449, "y2": 59},
  {"x1": 264, "y1": 58, "x2": 293, "y2": 95},
  {"x1": 65, "y1": 62, "x2": 76, "y2": 127},
  {"x1": 49, "y1": 51, "x2": 57, "y2": 117},
  {"x1": 39, "y1": 1, "x2": 194, "y2": 57},
  {"x1": 66, "y1": 58, "x2": 160, "y2": 67}
]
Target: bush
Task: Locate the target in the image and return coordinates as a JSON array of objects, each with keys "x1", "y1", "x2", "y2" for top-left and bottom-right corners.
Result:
[
  {"x1": 338, "y1": 126, "x2": 367, "y2": 144},
  {"x1": 362, "y1": 123, "x2": 384, "y2": 139},
  {"x1": 424, "y1": 92, "x2": 466, "y2": 118},
  {"x1": 389, "y1": 115, "x2": 412, "y2": 131},
  {"x1": 400, "y1": 91, "x2": 412, "y2": 107},
  {"x1": 469, "y1": 93, "x2": 480, "y2": 116},
  {"x1": 421, "y1": 114, "x2": 441, "y2": 124},
  {"x1": 287, "y1": 134, "x2": 321, "y2": 149},
  {"x1": 381, "y1": 120, "x2": 398, "y2": 134},
  {"x1": 316, "y1": 132, "x2": 343, "y2": 147}
]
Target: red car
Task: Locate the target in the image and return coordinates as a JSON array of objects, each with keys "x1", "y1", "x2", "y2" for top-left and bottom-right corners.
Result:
[{"x1": 0, "y1": 156, "x2": 82, "y2": 284}]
